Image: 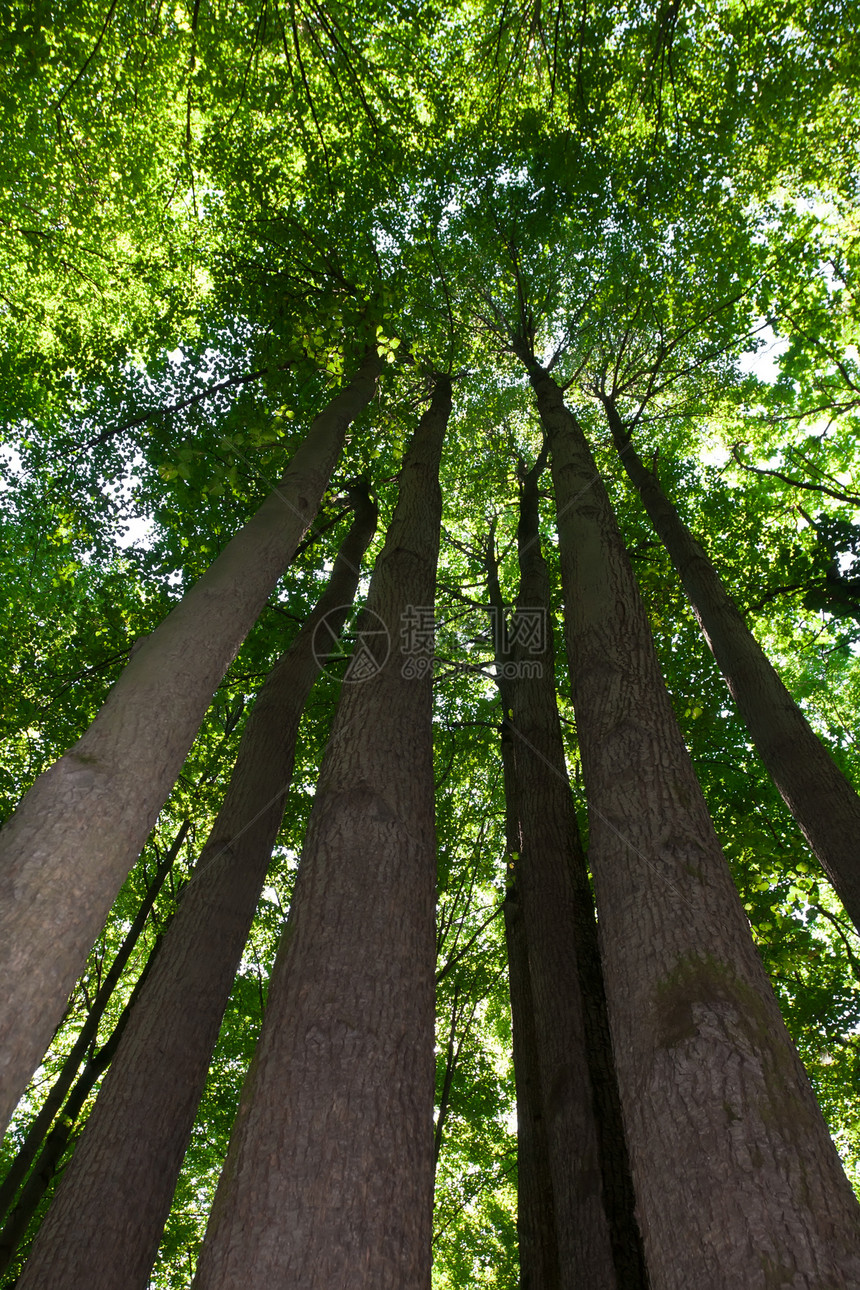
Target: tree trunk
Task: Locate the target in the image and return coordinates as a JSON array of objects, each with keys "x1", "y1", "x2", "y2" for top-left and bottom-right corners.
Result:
[
  {"x1": 0, "y1": 353, "x2": 379, "y2": 1135},
  {"x1": 521, "y1": 352, "x2": 860, "y2": 1290},
  {"x1": 0, "y1": 819, "x2": 187, "y2": 1225},
  {"x1": 502, "y1": 884, "x2": 561, "y2": 1290},
  {"x1": 0, "y1": 920, "x2": 168, "y2": 1276},
  {"x1": 14, "y1": 490, "x2": 378, "y2": 1290},
  {"x1": 494, "y1": 455, "x2": 646, "y2": 1289},
  {"x1": 487, "y1": 526, "x2": 564, "y2": 1290},
  {"x1": 434, "y1": 982, "x2": 462, "y2": 1168},
  {"x1": 433, "y1": 981, "x2": 488, "y2": 1168},
  {"x1": 516, "y1": 454, "x2": 648, "y2": 1289},
  {"x1": 191, "y1": 374, "x2": 452, "y2": 1290},
  {"x1": 604, "y1": 396, "x2": 860, "y2": 935}
]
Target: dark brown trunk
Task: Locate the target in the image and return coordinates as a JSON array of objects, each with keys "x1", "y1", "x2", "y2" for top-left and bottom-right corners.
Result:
[
  {"x1": 512, "y1": 457, "x2": 647, "y2": 1290},
  {"x1": 433, "y1": 983, "x2": 488, "y2": 1168},
  {"x1": 495, "y1": 455, "x2": 646, "y2": 1289},
  {"x1": 487, "y1": 533, "x2": 563, "y2": 1290},
  {"x1": 0, "y1": 820, "x2": 187, "y2": 1225},
  {"x1": 605, "y1": 397, "x2": 860, "y2": 934},
  {"x1": 434, "y1": 983, "x2": 461, "y2": 1168},
  {"x1": 0, "y1": 353, "x2": 380, "y2": 1135},
  {"x1": 0, "y1": 921, "x2": 168, "y2": 1276},
  {"x1": 13, "y1": 493, "x2": 378, "y2": 1290},
  {"x1": 523, "y1": 354, "x2": 860, "y2": 1290},
  {"x1": 502, "y1": 886, "x2": 561, "y2": 1290},
  {"x1": 190, "y1": 375, "x2": 451, "y2": 1290}
]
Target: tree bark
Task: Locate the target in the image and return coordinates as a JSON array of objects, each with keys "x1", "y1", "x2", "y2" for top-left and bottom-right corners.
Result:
[
  {"x1": 0, "y1": 820, "x2": 187, "y2": 1225},
  {"x1": 0, "y1": 352, "x2": 380, "y2": 1135},
  {"x1": 515, "y1": 454, "x2": 648, "y2": 1289},
  {"x1": 502, "y1": 885, "x2": 561, "y2": 1290},
  {"x1": 190, "y1": 374, "x2": 451, "y2": 1290},
  {"x1": 0, "y1": 920, "x2": 168, "y2": 1276},
  {"x1": 492, "y1": 455, "x2": 646, "y2": 1289},
  {"x1": 487, "y1": 527, "x2": 564, "y2": 1290},
  {"x1": 14, "y1": 490, "x2": 378, "y2": 1290},
  {"x1": 521, "y1": 353, "x2": 860, "y2": 1290},
  {"x1": 605, "y1": 396, "x2": 860, "y2": 935}
]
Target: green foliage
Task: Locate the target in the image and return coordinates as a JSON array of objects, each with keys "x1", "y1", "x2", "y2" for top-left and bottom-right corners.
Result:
[{"x1": 3, "y1": 0, "x2": 860, "y2": 1283}]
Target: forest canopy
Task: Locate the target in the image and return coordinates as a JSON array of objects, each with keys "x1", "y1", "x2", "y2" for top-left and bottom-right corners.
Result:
[{"x1": 2, "y1": 0, "x2": 860, "y2": 1286}]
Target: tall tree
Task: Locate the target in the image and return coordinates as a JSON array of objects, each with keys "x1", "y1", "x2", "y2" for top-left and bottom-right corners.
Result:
[
  {"x1": 3, "y1": 2, "x2": 860, "y2": 1283},
  {"x1": 190, "y1": 372, "x2": 452, "y2": 1290},
  {"x1": 488, "y1": 522, "x2": 563, "y2": 1290},
  {"x1": 512, "y1": 450, "x2": 646, "y2": 1288},
  {"x1": 516, "y1": 337, "x2": 860, "y2": 1288},
  {"x1": 0, "y1": 353, "x2": 379, "y2": 1134},
  {"x1": 12, "y1": 485, "x2": 378, "y2": 1290},
  {"x1": 488, "y1": 448, "x2": 646, "y2": 1288},
  {"x1": 603, "y1": 394, "x2": 860, "y2": 935}
]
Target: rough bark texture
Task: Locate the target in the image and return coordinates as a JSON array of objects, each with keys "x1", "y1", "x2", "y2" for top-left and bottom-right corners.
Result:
[
  {"x1": 524, "y1": 355, "x2": 860, "y2": 1290},
  {"x1": 0, "y1": 921, "x2": 168, "y2": 1275},
  {"x1": 0, "y1": 353, "x2": 379, "y2": 1135},
  {"x1": 502, "y1": 887, "x2": 562, "y2": 1290},
  {"x1": 489, "y1": 540, "x2": 562, "y2": 1290},
  {"x1": 511, "y1": 458, "x2": 647, "y2": 1290},
  {"x1": 493, "y1": 458, "x2": 646, "y2": 1289},
  {"x1": 191, "y1": 375, "x2": 451, "y2": 1290},
  {"x1": 14, "y1": 493, "x2": 378, "y2": 1290},
  {"x1": 605, "y1": 397, "x2": 860, "y2": 935},
  {"x1": 0, "y1": 820, "x2": 186, "y2": 1225}
]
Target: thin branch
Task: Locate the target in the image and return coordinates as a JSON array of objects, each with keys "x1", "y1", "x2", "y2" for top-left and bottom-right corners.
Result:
[
  {"x1": 435, "y1": 901, "x2": 505, "y2": 985},
  {"x1": 55, "y1": 0, "x2": 119, "y2": 113},
  {"x1": 731, "y1": 448, "x2": 860, "y2": 508},
  {"x1": 82, "y1": 362, "x2": 295, "y2": 450}
]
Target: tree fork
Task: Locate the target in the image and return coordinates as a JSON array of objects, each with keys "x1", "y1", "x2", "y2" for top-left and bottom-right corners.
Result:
[
  {"x1": 605, "y1": 395, "x2": 860, "y2": 935},
  {"x1": 14, "y1": 488, "x2": 379, "y2": 1290},
  {"x1": 520, "y1": 349, "x2": 860, "y2": 1290},
  {"x1": 0, "y1": 352, "x2": 380, "y2": 1135}
]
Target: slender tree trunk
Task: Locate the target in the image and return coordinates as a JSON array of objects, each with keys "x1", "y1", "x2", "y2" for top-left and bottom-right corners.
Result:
[
  {"x1": 604, "y1": 396, "x2": 860, "y2": 934},
  {"x1": 487, "y1": 528, "x2": 564, "y2": 1290},
  {"x1": 191, "y1": 374, "x2": 452, "y2": 1290},
  {"x1": 0, "y1": 820, "x2": 187, "y2": 1224},
  {"x1": 514, "y1": 455, "x2": 647, "y2": 1289},
  {"x1": 495, "y1": 630, "x2": 562, "y2": 1288},
  {"x1": 492, "y1": 455, "x2": 646, "y2": 1289},
  {"x1": 14, "y1": 491, "x2": 378, "y2": 1290},
  {"x1": 502, "y1": 884, "x2": 561, "y2": 1290},
  {"x1": 0, "y1": 921, "x2": 168, "y2": 1275},
  {"x1": 521, "y1": 351, "x2": 860, "y2": 1290},
  {"x1": 434, "y1": 982, "x2": 462, "y2": 1168},
  {"x1": 0, "y1": 353, "x2": 379, "y2": 1134},
  {"x1": 433, "y1": 982, "x2": 487, "y2": 1167}
]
